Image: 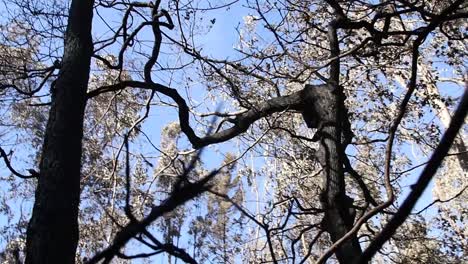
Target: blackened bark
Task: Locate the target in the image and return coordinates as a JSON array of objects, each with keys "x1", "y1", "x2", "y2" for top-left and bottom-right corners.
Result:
[
  {"x1": 303, "y1": 84, "x2": 362, "y2": 263},
  {"x1": 25, "y1": 1, "x2": 94, "y2": 263},
  {"x1": 452, "y1": 137, "x2": 468, "y2": 171}
]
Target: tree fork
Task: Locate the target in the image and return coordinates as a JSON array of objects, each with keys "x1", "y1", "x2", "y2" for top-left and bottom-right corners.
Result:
[{"x1": 25, "y1": 0, "x2": 94, "y2": 263}]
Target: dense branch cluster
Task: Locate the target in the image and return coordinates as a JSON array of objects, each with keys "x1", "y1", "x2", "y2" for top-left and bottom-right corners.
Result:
[{"x1": 0, "y1": 0, "x2": 466, "y2": 263}]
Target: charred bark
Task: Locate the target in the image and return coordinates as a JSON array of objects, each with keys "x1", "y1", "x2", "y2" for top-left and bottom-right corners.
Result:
[
  {"x1": 452, "y1": 137, "x2": 468, "y2": 171},
  {"x1": 25, "y1": 1, "x2": 94, "y2": 263},
  {"x1": 302, "y1": 84, "x2": 362, "y2": 263}
]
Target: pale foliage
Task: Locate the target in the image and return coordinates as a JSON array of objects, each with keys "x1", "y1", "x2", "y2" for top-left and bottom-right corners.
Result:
[{"x1": 0, "y1": 0, "x2": 466, "y2": 263}]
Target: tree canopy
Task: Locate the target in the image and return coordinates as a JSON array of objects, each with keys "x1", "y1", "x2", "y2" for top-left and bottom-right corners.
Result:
[{"x1": 0, "y1": 0, "x2": 466, "y2": 263}]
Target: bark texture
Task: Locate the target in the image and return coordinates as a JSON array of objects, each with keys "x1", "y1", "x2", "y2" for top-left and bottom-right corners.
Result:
[
  {"x1": 25, "y1": 1, "x2": 94, "y2": 263},
  {"x1": 303, "y1": 84, "x2": 362, "y2": 263}
]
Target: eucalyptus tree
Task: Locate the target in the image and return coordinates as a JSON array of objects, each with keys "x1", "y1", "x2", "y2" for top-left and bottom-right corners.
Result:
[
  {"x1": 0, "y1": 0, "x2": 214, "y2": 263},
  {"x1": 164, "y1": 1, "x2": 467, "y2": 263},
  {"x1": 0, "y1": 0, "x2": 466, "y2": 264}
]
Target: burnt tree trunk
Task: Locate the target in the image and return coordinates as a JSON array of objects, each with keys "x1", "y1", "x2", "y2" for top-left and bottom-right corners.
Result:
[
  {"x1": 452, "y1": 137, "x2": 468, "y2": 171},
  {"x1": 303, "y1": 84, "x2": 362, "y2": 263},
  {"x1": 300, "y1": 22, "x2": 362, "y2": 263},
  {"x1": 25, "y1": 1, "x2": 94, "y2": 263}
]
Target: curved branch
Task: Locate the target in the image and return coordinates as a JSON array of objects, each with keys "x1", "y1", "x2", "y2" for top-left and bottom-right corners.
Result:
[
  {"x1": 88, "y1": 80, "x2": 315, "y2": 149},
  {"x1": 0, "y1": 147, "x2": 38, "y2": 179}
]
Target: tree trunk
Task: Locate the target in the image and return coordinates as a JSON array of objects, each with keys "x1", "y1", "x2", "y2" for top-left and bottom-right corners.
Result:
[
  {"x1": 303, "y1": 84, "x2": 362, "y2": 263},
  {"x1": 395, "y1": 69, "x2": 468, "y2": 171},
  {"x1": 25, "y1": 1, "x2": 94, "y2": 263}
]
